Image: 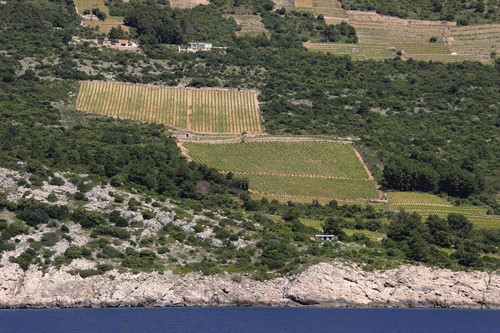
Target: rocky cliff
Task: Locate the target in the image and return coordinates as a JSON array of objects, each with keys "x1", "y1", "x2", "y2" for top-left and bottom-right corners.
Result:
[{"x1": 0, "y1": 261, "x2": 498, "y2": 309}]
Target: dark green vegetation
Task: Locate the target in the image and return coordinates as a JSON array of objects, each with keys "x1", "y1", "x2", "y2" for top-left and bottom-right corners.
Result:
[
  {"x1": 340, "y1": 0, "x2": 500, "y2": 25},
  {"x1": 260, "y1": 10, "x2": 358, "y2": 44},
  {"x1": 122, "y1": 1, "x2": 359, "y2": 47},
  {"x1": 0, "y1": 0, "x2": 498, "y2": 276}
]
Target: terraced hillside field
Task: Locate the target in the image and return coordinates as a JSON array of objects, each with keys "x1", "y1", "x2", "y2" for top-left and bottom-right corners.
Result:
[
  {"x1": 76, "y1": 81, "x2": 262, "y2": 134},
  {"x1": 184, "y1": 141, "x2": 379, "y2": 201},
  {"x1": 168, "y1": 0, "x2": 210, "y2": 8},
  {"x1": 311, "y1": 0, "x2": 348, "y2": 18},
  {"x1": 304, "y1": 2, "x2": 498, "y2": 63},
  {"x1": 388, "y1": 192, "x2": 500, "y2": 229},
  {"x1": 448, "y1": 24, "x2": 500, "y2": 63},
  {"x1": 229, "y1": 15, "x2": 267, "y2": 37},
  {"x1": 295, "y1": 0, "x2": 347, "y2": 18},
  {"x1": 74, "y1": 0, "x2": 127, "y2": 33}
]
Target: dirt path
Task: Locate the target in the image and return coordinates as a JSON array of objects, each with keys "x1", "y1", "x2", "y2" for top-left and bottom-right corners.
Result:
[
  {"x1": 226, "y1": 170, "x2": 370, "y2": 180},
  {"x1": 353, "y1": 148, "x2": 374, "y2": 181},
  {"x1": 175, "y1": 133, "x2": 357, "y2": 144},
  {"x1": 176, "y1": 141, "x2": 192, "y2": 162},
  {"x1": 353, "y1": 147, "x2": 384, "y2": 200}
]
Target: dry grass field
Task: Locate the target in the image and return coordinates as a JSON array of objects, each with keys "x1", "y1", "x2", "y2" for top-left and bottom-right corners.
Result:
[{"x1": 76, "y1": 81, "x2": 262, "y2": 134}]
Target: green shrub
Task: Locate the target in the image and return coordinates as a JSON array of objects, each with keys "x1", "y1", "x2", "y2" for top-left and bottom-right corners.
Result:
[
  {"x1": 64, "y1": 245, "x2": 92, "y2": 259},
  {"x1": 47, "y1": 193, "x2": 58, "y2": 202},
  {"x1": 109, "y1": 210, "x2": 128, "y2": 227},
  {"x1": 40, "y1": 232, "x2": 60, "y2": 247},
  {"x1": 101, "y1": 245, "x2": 124, "y2": 258},
  {"x1": 49, "y1": 177, "x2": 65, "y2": 186},
  {"x1": 0, "y1": 219, "x2": 7, "y2": 231},
  {"x1": 121, "y1": 249, "x2": 164, "y2": 272},
  {"x1": 72, "y1": 209, "x2": 106, "y2": 228},
  {"x1": 93, "y1": 224, "x2": 131, "y2": 240},
  {"x1": 142, "y1": 210, "x2": 155, "y2": 220},
  {"x1": 1, "y1": 221, "x2": 28, "y2": 240},
  {"x1": 10, "y1": 248, "x2": 37, "y2": 270}
]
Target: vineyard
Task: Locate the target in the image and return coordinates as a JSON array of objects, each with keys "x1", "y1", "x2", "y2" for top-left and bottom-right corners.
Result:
[
  {"x1": 76, "y1": 81, "x2": 262, "y2": 134},
  {"x1": 388, "y1": 192, "x2": 500, "y2": 229},
  {"x1": 343, "y1": 228, "x2": 384, "y2": 241},
  {"x1": 183, "y1": 142, "x2": 369, "y2": 178},
  {"x1": 311, "y1": 0, "x2": 348, "y2": 18},
  {"x1": 303, "y1": 2, "x2": 498, "y2": 63},
  {"x1": 299, "y1": 218, "x2": 323, "y2": 231},
  {"x1": 448, "y1": 24, "x2": 500, "y2": 63},
  {"x1": 168, "y1": 0, "x2": 210, "y2": 8},
  {"x1": 191, "y1": 89, "x2": 261, "y2": 133},
  {"x1": 74, "y1": 0, "x2": 127, "y2": 33},
  {"x1": 251, "y1": 193, "x2": 364, "y2": 205},
  {"x1": 184, "y1": 141, "x2": 379, "y2": 201},
  {"x1": 387, "y1": 192, "x2": 451, "y2": 206},
  {"x1": 230, "y1": 15, "x2": 267, "y2": 37}
]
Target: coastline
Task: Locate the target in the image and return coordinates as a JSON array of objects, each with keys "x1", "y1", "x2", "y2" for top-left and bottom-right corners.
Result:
[{"x1": 1, "y1": 261, "x2": 498, "y2": 310}]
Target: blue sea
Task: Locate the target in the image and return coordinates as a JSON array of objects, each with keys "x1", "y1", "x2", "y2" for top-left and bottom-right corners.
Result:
[{"x1": 0, "y1": 307, "x2": 498, "y2": 333}]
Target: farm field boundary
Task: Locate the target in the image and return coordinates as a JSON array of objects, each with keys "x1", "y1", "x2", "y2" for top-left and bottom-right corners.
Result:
[
  {"x1": 388, "y1": 192, "x2": 500, "y2": 229},
  {"x1": 184, "y1": 141, "x2": 380, "y2": 202},
  {"x1": 75, "y1": 81, "x2": 262, "y2": 134},
  {"x1": 302, "y1": 1, "x2": 499, "y2": 63},
  {"x1": 73, "y1": 0, "x2": 127, "y2": 33}
]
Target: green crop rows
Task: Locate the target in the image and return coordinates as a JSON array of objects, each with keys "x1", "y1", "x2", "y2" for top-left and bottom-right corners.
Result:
[
  {"x1": 387, "y1": 192, "x2": 451, "y2": 206},
  {"x1": 184, "y1": 141, "x2": 369, "y2": 179},
  {"x1": 388, "y1": 192, "x2": 500, "y2": 229},
  {"x1": 305, "y1": 7, "x2": 498, "y2": 63},
  {"x1": 184, "y1": 141, "x2": 379, "y2": 201},
  {"x1": 76, "y1": 81, "x2": 261, "y2": 134}
]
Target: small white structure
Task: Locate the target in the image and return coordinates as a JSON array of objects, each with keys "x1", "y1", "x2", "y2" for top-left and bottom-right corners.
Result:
[
  {"x1": 187, "y1": 42, "x2": 213, "y2": 52},
  {"x1": 82, "y1": 14, "x2": 99, "y2": 21},
  {"x1": 315, "y1": 234, "x2": 336, "y2": 241}
]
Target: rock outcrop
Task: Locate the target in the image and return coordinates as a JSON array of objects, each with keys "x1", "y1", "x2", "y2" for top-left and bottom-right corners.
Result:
[{"x1": 0, "y1": 262, "x2": 498, "y2": 309}]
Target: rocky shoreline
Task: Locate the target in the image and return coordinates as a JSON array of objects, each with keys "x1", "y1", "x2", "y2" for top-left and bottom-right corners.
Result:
[{"x1": 0, "y1": 261, "x2": 498, "y2": 309}]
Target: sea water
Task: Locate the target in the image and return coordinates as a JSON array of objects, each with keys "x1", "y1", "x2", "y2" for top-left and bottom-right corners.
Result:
[{"x1": 0, "y1": 307, "x2": 499, "y2": 333}]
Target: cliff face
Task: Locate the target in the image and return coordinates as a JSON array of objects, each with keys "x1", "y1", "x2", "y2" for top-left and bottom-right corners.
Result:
[{"x1": 0, "y1": 261, "x2": 498, "y2": 309}]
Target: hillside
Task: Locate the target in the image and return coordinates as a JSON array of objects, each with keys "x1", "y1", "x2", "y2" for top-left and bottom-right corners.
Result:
[
  {"x1": 338, "y1": 0, "x2": 500, "y2": 25},
  {"x1": 0, "y1": 0, "x2": 498, "y2": 303}
]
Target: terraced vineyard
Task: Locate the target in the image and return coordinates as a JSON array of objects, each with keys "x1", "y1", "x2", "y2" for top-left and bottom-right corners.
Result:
[
  {"x1": 343, "y1": 228, "x2": 384, "y2": 241},
  {"x1": 74, "y1": 0, "x2": 108, "y2": 15},
  {"x1": 76, "y1": 81, "x2": 262, "y2": 134},
  {"x1": 74, "y1": 0, "x2": 127, "y2": 33},
  {"x1": 299, "y1": 218, "x2": 323, "y2": 231},
  {"x1": 311, "y1": 0, "x2": 348, "y2": 18},
  {"x1": 184, "y1": 142, "x2": 369, "y2": 177},
  {"x1": 387, "y1": 192, "x2": 451, "y2": 206},
  {"x1": 304, "y1": 2, "x2": 498, "y2": 63},
  {"x1": 191, "y1": 89, "x2": 261, "y2": 133},
  {"x1": 298, "y1": 219, "x2": 384, "y2": 241},
  {"x1": 229, "y1": 15, "x2": 267, "y2": 37},
  {"x1": 448, "y1": 24, "x2": 500, "y2": 63},
  {"x1": 184, "y1": 141, "x2": 379, "y2": 201},
  {"x1": 294, "y1": 0, "x2": 347, "y2": 18},
  {"x1": 294, "y1": 0, "x2": 313, "y2": 11},
  {"x1": 388, "y1": 192, "x2": 500, "y2": 229}
]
